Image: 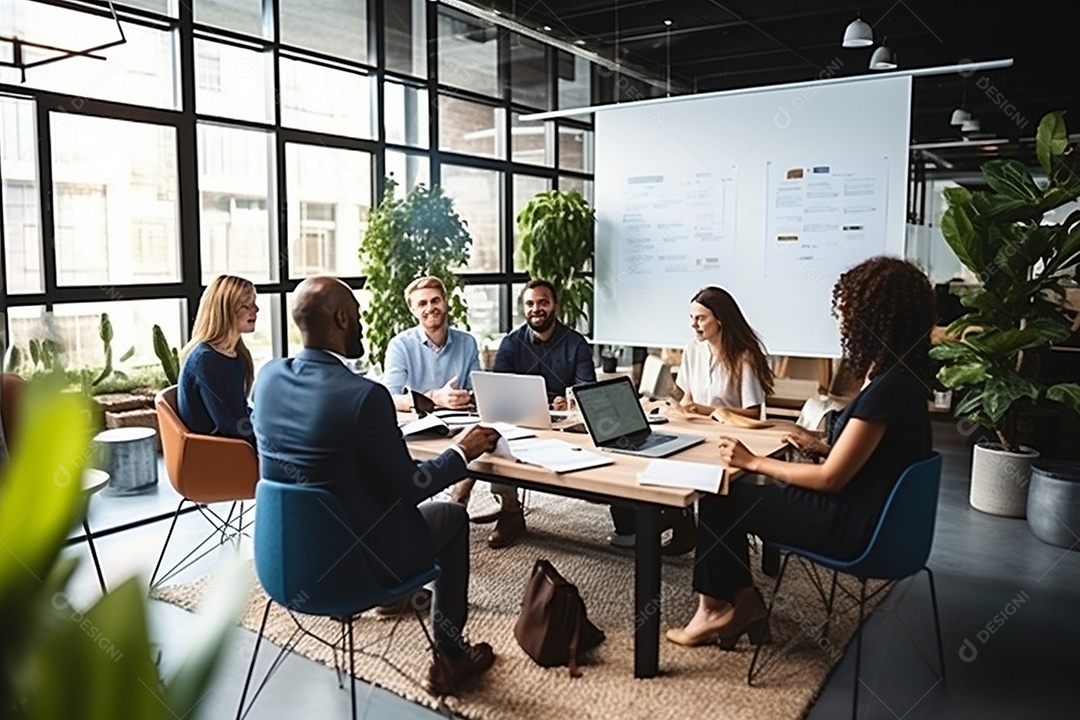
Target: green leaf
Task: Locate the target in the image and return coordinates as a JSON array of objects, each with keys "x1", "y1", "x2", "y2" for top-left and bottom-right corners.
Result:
[
  {"x1": 938, "y1": 362, "x2": 988, "y2": 388},
  {"x1": 1036, "y1": 110, "x2": 1068, "y2": 176},
  {"x1": 982, "y1": 159, "x2": 1041, "y2": 201},
  {"x1": 118, "y1": 346, "x2": 136, "y2": 363},
  {"x1": 1047, "y1": 383, "x2": 1080, "y2": 416},
  {"x1": 928, "y1": 341, "x2": 977, "y2": 362},
  {"x1": 941, "y1": 203, "x2": 978, "y2": 273}
]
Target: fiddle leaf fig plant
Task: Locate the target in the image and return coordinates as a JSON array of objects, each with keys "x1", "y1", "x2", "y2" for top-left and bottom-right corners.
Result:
[
  {"x1": 359, "y1": 178, "x2": 472, "y2": 369},
  {"x1": 930, "y1": 111, "x2": 1080, "y2": 452},
  {"x1": 517, "y1": 189, "x2": 596, "y2": 330}
]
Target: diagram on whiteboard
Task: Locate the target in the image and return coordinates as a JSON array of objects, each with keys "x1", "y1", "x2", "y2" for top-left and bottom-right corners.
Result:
[
  {"x1": 764, "y1": 157, "x2": 888, "y2": 282},
  {"x1": 614, "y1": 167, "x2": 737, "y2": 289}
]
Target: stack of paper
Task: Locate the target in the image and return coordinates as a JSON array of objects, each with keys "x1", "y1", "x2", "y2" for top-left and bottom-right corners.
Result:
[
  {"x1": 494, "y1": 437, "x2": 613, "y2": 474},
  {"x1": 637, "y1": 458, "x2": 723, "y2": 493}
]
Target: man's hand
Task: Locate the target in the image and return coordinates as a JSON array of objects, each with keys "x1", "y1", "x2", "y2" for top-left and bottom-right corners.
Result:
[
  {"x1": 551, "y1": 395, "x2": 568, "y2": 411},
  {"x1": 455, "y1": 425, "x2": 501, "y2": 461},
  {"x1": 429, "y1": 376, "x2": 472, "y2": 409}
]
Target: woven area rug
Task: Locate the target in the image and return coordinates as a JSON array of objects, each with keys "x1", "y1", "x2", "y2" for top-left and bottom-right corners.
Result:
[{"x1": 154, "y1": 492, "x2": 887, "y2": 720}]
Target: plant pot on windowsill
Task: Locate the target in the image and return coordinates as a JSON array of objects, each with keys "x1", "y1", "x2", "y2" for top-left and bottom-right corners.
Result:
[{"x1": 601, "y1": 356, "x2": 618, "y2": 373}]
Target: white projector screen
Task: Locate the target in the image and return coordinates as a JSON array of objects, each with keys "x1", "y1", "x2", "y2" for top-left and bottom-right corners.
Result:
[{"x1": 593, "y1": 75, "x2": 912, "y2": 357}]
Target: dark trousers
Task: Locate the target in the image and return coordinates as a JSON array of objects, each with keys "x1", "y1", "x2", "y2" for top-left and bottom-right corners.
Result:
[
  {"x1": 418, "y1": 501, "x2": 470, "y2": 658},
  {"x1": 693, "y1": 480, "x2": 865, "y2": 600}
]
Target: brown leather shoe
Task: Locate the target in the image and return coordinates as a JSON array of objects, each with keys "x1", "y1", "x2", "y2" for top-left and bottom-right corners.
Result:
[
  {"x1": 424, "y1": 642, "x2": 495, "y2": 696},
  {"x1": 487, "y1": 508, "x2": 526, "y2": 549},
  {"x1": 374, "y1": 587, "x2": 432, "y2": 617}
]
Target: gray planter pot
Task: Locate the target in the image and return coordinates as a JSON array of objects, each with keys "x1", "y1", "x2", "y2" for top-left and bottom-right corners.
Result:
[
  {"x1": 1027, "y1": 461, "x2": 1080, "y2": 549},
  {"x1": 970, "y1": 442, "x2": 1039, "y2": 518}
]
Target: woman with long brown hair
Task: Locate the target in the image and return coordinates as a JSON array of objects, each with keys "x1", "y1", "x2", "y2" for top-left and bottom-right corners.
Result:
[
  {"x1": 666, "y1": 257, "x2": 936, "y2": 648},
  {"x1": 177, "y1": 275, "x2": 258, "y2": 443},
  {"x1": 678, "y1": 286, "x2": 774, "y2": 419}
]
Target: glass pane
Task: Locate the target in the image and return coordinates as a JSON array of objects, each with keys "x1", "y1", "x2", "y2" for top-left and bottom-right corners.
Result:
[
  {"x1": 440, "y1": 165, "x2": 501, "y2": 273},
  {"x1": 195, "y1": 39, "x2": 271, "y2": 124},
  {"x1": 558, "y1": 52, "x2": 592, "y2": 110},
  {"x1": 124, "y1": 0, "x2": 175, "y2": 16},
  {"x1": 0, "y1": 8, "x2": 176, "y2": 110},
  {"x1": 280, "y1": 59, "x2": 373, "y2": 139},
  {"x1": 249, "y1": 292, "x2": 279, "y2": 373},
  {"x1": 198, "y1": 123, "x2": 277, "y2": 283},
  {"x1": 385, "y1": 150, "x2": 430, "y2": 193},
  {"x1": 50, "y1": 114, "x2": 180, "y2": 286},
  {"x1": 285, "y1": 143, "x2": 371, "y2": 278},
  {"x1": 1, "y1": 95, "x2": 43, "y2": 294},
  {"x1": 195, "y1": 0, "x2": 265, "y2": 38},
  {"x1": 385, "y1": 0, "x2": 427, "y2": 77},
  {"x1": 560, "y1": 175, "x2": 594, "y2": 204},
  {"x1": 6, "y1": 299, "x2": 185, "y2": 375},
  {"x1": 558, "y1": 124, "x2": 593, "y2": 172},
  {"x1": 281, "y1": 0, "x2": 367, "y2": 63},
  {"x1": 509, "y1": 34, "x2": 549, "y2": 110},
  {"x1": 439, "y1": 96, "x2": 504, "y2": 159},
  {"x1": 512, "y1": 174, "x2": 551, "y2": 271},
  {"x1": 511, "y1": 113, "x2": 552, "y2": 166},
  {"x1": 437, "y1": 8, "x2": 498, "y2": 98},
  {"x1": 385, "y1": 81, "x2": 429, "y2": 148},
  {"x1": 463, "y1": 284, "x2": 501, "y2": 339}
]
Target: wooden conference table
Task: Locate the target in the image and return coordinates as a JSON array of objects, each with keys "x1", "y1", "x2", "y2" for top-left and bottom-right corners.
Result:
[{"x1": 405, "y1": 409, "x2": 792, "y2": 679}]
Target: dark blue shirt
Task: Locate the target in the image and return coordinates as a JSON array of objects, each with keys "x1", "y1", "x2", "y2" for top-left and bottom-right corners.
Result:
[
  {"x1": 177, "y1": 342, "x2": 253, "y2": 443},
  {"x1": 493, "y1": 321, "x2": 597, "y2": 401}
]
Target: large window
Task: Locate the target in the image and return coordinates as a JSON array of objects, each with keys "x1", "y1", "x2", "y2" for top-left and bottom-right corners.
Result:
[
  {"x1": 0, "y1": 1, "x2": 607, "y2": 372},
  {"x1": 51, "y1": 114, "x2": 181, "y2": 287}
]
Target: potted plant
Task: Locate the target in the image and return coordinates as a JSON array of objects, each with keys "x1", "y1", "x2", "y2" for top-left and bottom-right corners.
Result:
[
  {"x1": 359, "y1": 178, "x2": 472, "y2": 369},
  {"x1": 599, "y1": 344, "x2": 623, "y2": 373},
  {"x1": 931, "y1": 111, "x2": 1080, "y2": 517},
  {"x1": 517, "y1": 189, "x2": 596, "y2": 331}
]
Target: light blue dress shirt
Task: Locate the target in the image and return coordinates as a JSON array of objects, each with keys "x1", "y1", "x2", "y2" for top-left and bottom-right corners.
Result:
[{"x1": 380, "y1": 325, "x2": 480, "y2": 395}]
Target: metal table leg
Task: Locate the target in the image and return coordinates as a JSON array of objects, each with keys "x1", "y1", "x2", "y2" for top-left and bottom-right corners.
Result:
[{"x1": 633, "y1": 504, "x2": 662, "y2": 678}]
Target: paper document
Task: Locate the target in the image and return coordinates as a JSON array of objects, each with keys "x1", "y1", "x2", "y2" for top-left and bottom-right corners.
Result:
[
  {"x1": 501, "y1": 438, "x2": 613, "y2": 474},
  {"x1": 637, "y1": 458, "x2": 723, "y2": 493},
  {"x1": 399, "y1": 415, "x2": 455, "y2": 439},
  {"x1": 487, "y1": 423, "x2": 536, "y2": 441}
]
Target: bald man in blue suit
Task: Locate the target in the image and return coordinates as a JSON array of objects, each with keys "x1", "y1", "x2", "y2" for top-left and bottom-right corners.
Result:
[{"x1": 252, "y1": 276, "x2": 500, "y2": 696}]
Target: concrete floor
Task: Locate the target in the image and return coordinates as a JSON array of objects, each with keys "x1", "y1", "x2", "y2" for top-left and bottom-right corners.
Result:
[{"x1": 59, "y1": 418, "x2": 1080, "y2": 719}]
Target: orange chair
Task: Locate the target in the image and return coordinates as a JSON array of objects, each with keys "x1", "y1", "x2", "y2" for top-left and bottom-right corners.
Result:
[{"x1": 151, "y1": 386, "x2": 259, "y2": 587}]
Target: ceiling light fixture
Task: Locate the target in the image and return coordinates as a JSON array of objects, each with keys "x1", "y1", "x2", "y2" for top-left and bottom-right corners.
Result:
[
  {"x1": 950, "y1": 107, "x2": 972, "y2": 126},
  {"x1": 663, "y1": 18, "x2": 673, "y2": 26},
  {"x1": 542, "y1": 25, "x2": 552, "y2": 31},
  {"x1": 869, "y1": 40, "x2": 897, "y2": 70},
  {"x1": 842, "y1": 16, "x2": 873, "y2": 48},
  {"x1": 961, "y1": 117, "x2": 981, "y2": 133}
]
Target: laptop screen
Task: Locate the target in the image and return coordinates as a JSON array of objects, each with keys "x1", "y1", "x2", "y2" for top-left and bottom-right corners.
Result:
[{"x1": 574, "y1": 377, "x2": 649, "y2": 444}]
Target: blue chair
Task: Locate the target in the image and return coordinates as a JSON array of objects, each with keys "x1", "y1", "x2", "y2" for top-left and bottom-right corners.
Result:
[
  {"x1": 748, "y1": 452, "x2": 945, "y2": 720},
  {"x1": 237, "y1": 479, "x2": 440, "y2": 720}
]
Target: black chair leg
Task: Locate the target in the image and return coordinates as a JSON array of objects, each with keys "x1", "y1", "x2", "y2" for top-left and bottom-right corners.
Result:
[
  {"x1": 749, "y1": 552, "x2": 790, "y2": 686},
  {"x1": 149, "y1": 500, "x2": 187, "y2": 588},
  {"x1": 852, "y1": 580, "x2": 867, "y2": 720},
  {"x1": 237, "y1": 599, "x2": 273, "y2": 720},
  {"x1": 925, "y1": 567, "x2": 946, "y2": 682},
  {"x1": 347, "y1": 617, "x2": 358, "y2": 720},
  {"x1": 821, "y1": 571, "x2": 838, "y2": 639},
  {"x1": 83, "y1": 519, "x2": 108, "y2": 593}
]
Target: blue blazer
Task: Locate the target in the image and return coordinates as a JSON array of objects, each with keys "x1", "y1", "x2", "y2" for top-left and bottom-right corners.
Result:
[{"x1": 252, "y1": 348, "x2": 468, "y2": 583}]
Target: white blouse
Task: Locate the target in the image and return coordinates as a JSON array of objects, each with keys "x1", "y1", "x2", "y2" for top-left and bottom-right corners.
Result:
[{"x1": 676, "y1": 339, "x2": 765, "y2": 410}]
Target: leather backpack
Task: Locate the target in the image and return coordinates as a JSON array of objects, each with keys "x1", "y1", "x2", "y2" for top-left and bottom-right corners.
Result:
[{"x1": 513, "y1": 559, "x2": 605, "y2": 676}]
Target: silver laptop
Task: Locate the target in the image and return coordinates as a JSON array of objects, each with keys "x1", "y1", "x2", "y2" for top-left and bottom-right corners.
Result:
[
  {"x1": 574, "y1": 377, "x2": 703, "y2": 457},
  {"x1": 471, "y1": 371, "x2": 552, "y2": 430}
]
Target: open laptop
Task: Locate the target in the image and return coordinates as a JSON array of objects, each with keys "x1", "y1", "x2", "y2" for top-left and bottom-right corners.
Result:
[
  {"x1": 471, "y1": 371, "x2": 553, "y2": 430},
  {"x1": 573, "y1": 376, "x2": 703, "y2": 457}
]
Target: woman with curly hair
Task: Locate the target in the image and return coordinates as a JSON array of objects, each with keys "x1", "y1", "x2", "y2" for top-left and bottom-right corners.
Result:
[
  {"x1": 178, "y1": 275, "x2": 259, "y2": 444},
  {"x1": 666, "y1": 256, "x2": 936, "y2": 649}
]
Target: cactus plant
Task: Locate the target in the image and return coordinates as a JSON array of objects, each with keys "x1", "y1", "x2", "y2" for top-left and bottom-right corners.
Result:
[
  {"x1": 153, "y1": 324, "x2": 180, "y2": 385},
  {"x1": 91, "y1": 313, "x2": 114, "y2": 386}
]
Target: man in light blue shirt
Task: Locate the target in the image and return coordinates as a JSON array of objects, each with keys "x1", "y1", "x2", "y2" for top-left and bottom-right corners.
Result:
[{"x1": 382, "y1": 276, "x2": 480, "y2": 412}]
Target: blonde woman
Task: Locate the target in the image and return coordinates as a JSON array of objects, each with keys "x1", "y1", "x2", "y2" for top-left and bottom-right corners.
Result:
[{"x1": 177, "y1": 275, "x2": 258, "y2": 443}]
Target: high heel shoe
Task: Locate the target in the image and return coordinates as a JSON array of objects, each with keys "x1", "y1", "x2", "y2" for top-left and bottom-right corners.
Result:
[
  {"x1": 717, "y1": 587, "x2": 770, "y2": 650},
  {"x1": 664, "y1": 611, "x2": 733, "y2": 647}
]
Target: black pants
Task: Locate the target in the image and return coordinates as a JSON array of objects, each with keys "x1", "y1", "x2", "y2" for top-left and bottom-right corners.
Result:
[
  {"x1": 609, "y1": 505, "x2": 694, "y2": 535},
  {"x1": 418, "y1": 501, "x2": 470, "y2": 658},
  {"x1": 693, "y1": 481, "x2": 867, "y2": 600}
]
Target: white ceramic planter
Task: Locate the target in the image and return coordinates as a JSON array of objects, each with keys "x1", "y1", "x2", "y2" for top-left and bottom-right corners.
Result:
[{"x1": 970, "y1": 442, "x2": 1039, "y2": 518}]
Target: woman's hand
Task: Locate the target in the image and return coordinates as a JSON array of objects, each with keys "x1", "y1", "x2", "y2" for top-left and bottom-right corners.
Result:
[
  {"x1": 718, "y1": 436, "x2": 760, "y2": 471},
  {"x1": 782, "y1": 429, "x2": 830, "y2": 457}
]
